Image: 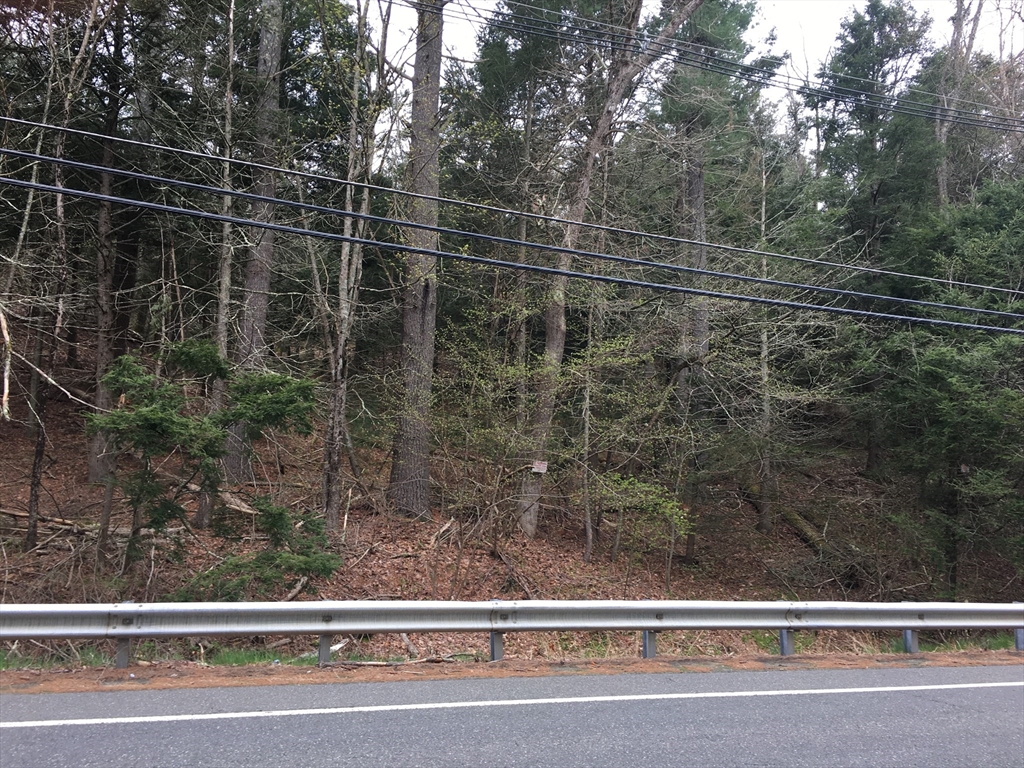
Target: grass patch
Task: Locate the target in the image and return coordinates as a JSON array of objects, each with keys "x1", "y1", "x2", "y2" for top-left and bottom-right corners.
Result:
[
  {"x1": 881, "y1": 630, "x2": 1018, "y2": 654},
  {"x1": 0, "y1": 644, "x2": 110, "y2": 670},
  {"x1": 741, "y1": 629, "x2": 814, "y2": 653}
]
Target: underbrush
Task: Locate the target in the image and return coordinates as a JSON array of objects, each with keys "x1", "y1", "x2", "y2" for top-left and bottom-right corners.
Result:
[{"x1": 2, "y1": 628, "x2": 1018, "y2": 671}]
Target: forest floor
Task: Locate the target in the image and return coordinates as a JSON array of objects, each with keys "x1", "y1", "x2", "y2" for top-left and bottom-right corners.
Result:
[{"x1": 1, "y1": 394, "x2": 1021, "y2": 679}]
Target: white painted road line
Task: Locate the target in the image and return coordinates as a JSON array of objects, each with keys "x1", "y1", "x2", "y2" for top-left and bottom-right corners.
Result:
[{"x1": 2, "y1": 681, "x2": 1021, "y2": 729}]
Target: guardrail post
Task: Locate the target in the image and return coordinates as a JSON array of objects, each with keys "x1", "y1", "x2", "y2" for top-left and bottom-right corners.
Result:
[
  {"x1": 1015, "y1": 603, "x2": 1023, "y2": 652},
  {"x1": 116, "y1": 638, "x2": 130, "y2": 669},
  {"x1": 318, "y1": 634, "x2": 333, "y2": 665},
  {"x1": 642, "y1": 630, "x2": 657, "y2": 659},
  {"x1": 489, "y1": 632, "x2": 504, "y2": 661},
  {"x1": 779, "y1": 629, "x2": 794, "y2": 656},
  {"x1": 902, "y1": 629, "x2": 919, "y2": 653}
]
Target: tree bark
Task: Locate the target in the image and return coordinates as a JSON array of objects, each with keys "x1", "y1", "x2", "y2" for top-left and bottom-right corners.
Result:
[
  {"x1": 88, "y1": 1, "x2": 127, "y2": 482},
  {"x1": 225, "y1": 0, "x2": 283, "y2": 483},
  {"x1": 675, "y1": 137, "x2": 709, "y2": 408},
  {"x1": 935, "y1": 0, "x2": 984, "y2": 206},
  {"x1": 387, "y1": 0, "x2": 445, "y2": 521},
  {"x1": 517, "y1": 0, "x2": 705, "y2": 537},
  {"x1": 198, "y1": 0, "x2": 236, "y2": 529}
]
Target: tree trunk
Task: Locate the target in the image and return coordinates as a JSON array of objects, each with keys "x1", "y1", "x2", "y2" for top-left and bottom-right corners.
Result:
[
  {"x1": 387, "y1": 0, "x2": 445, "y2": 521},
  {"x1": 675, "y1": 138, "x2": 709, "y2": 408},
  {"x1": 88, "y1": 2, "x2": 125, "y2": 483},
  {"x1": 935, "y1": 0, "x2": 984, "y2": 206},
  {"x1": 236, "y1": 0, "x2": 281, "y2": 369},
  {"x1": 24, "y1": 384, "x2": 48, "y2": 552},
  {"x1": 199, "y1": 0, "x2": 236, "y2": 529},
  {"x1": 518, "y1": 0, "x2": 706, "y2": 537},
  {"x1": 88, "y1": 135, "x2": 116, "y2": 482},
  {"x1": 225, "y1": 0, "x2": 283, "y2": 483},
  {"x1": 323, "y1": 0, "x2": 384, "y2": 530}
]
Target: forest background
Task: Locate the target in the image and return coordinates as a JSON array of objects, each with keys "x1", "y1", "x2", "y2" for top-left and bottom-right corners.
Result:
[{"x1": 0, "y1": 0, "x2": 1022, "y2": 659}]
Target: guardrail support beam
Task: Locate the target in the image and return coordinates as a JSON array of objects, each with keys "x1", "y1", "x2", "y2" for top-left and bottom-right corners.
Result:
[
  {"x1": 642, "y1": 630, "x2": 657, "y2": 659},
  {"x1": 116, "y1": 638, "x2": 130, "y2": 669},
  {"x1": 318, "y1": 634, "x2": 333, "y2": 665},
  {"x1": 1015, "y1": 628, "x2": 1023, "y2": 652},
  {"x1": 902, "y1": 629, "x2": 919, "y2": 653},
  {"x1": 490, "y1": 632, "x2": 503, "y2": 661},
  {"x1": 779, "y1": 629, "x2": 794, "y2": 656}
]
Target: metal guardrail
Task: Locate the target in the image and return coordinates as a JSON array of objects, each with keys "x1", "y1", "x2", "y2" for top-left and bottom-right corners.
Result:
[{"x1": 2, "y1": 600, "x2": 1022, "y2": 667}]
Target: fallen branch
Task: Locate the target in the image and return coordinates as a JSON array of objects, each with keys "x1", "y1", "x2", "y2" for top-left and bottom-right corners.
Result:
[
  {"x1": 780, "y1": 507, "x2": 873, "y2": 589},
  {"x1": 184, "y1": 483, "x2": 260, "y2": 515},
  {"x1": 497, "y1": 549, "x2": 538, "y2": 599},
  {"x1": 1, "y1": 508, "x2": 83, "y2": 529},
  {"x1": 283, "y1": 576, "x2": 309, "y2": 601},
  {"x1": 400, "y1": 632, "x2": 419, "y2": 658},
  {"x1": 348, "y1": 544, "x2": 375, "y2": 569},
  {"x1": 321, "y1": 655, "x2": 459, "y2": 668}
]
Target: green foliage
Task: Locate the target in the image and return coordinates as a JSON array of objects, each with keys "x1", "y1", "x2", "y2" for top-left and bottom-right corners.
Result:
[
  {"x1": 176, "y1": 501, "x2": 340, "y2": 601},
  {"x1": 594, "y1": 474, "x2": 689, "y2": 533},
  {"x1": 225, "y1": 373, "x2": 317, "y2": 440},
  {"x1": 87, "y1": 351, "x2": 319, "y2": 571},
  {"x1": 254, "y1": 496, "x2": 292, "y2": 548},
  {"x1": 163, "y1": 339, "x2": 230, "y2": 380},
  {"x1": 177, "y1": 548, "x2": 340, "y2": 602},
  {"x1": 87, "y1": 355, "x2": 226, "y2": 537},
  {"x1": 592, "y1": 473, "x2": 690, "y2": 556}
]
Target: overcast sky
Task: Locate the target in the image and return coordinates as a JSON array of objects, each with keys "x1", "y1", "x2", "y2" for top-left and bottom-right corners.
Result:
[
  {"x1": 752, "y1": 0, "x2": 1021, "y2": 80},
  {"x1": 382, "y1": 0, "x2": 1021, "y2": 81}
]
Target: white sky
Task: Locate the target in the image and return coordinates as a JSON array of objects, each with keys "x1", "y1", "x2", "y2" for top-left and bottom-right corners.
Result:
[
  {"x1": 752, "y1": 0, "x2": 1021, "y2": 80},
  {"x1": 382, "y1": 0, "x2": 1022, "y2": 87}
]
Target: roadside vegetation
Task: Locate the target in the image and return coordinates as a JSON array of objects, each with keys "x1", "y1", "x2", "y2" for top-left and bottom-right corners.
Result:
[{"x1": 1, "y1": 0, "x2": 1021, "y2": 669}]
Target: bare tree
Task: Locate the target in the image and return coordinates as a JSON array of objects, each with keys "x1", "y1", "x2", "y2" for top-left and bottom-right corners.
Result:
[
  {"x1": 935, "y1": 0, "x2": 986, "y2": 205},
  {"x1": 518, "y1": 0, "x2": 705, "y2": 538},
  {"x1": 322, "y1": 0, "x2": 397, "y2": 530}
]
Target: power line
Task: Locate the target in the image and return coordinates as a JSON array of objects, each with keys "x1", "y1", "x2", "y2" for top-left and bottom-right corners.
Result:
[
  {"x1": 467, "y1": 0, "x2": 1024, "y2": 130},
  {"x1": 2, "y1": 174, "x2": 1021, "y2": 336},
  {"x1": 481, "y1": 0, "x2": 1015, "y2": 116},
  {"x1": 5, "y1": 146, "x2": 1021, "y2": 323},
  {"x1": 3, "y1": 115, "x2": 1018, "y2": 298},
  {"x1": 447, "y1": 1, "x2": 1024, "y2": 133}
]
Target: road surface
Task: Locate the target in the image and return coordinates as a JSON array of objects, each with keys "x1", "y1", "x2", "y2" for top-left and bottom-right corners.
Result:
[{"x1": 2, "y1": 665, "x2": 1022, "y2": 767}]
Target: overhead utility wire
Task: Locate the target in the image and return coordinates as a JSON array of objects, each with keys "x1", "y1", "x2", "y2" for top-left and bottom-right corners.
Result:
[
  {"x1": 449, "y1": 5, "x2": 1024, "y2": 133},
  {"x1": 2, "y1": 115, "x2": 1019, "y2": 297},
  {"x1": 6, "y1": 147, "x2": 1020, "y2": 322},
  {"x1": 457, "y1": 0, "x2": 1024, "y2": 130},
  {"x1": 479, "y1": 14, "x2": 1022, "y2": 132},
  {"x1": 488, "y1": 0, "x2": 1013, "y2": 115},
  {"x1": 1, "y1": 174, "x2": 1020, "y2": 336}
]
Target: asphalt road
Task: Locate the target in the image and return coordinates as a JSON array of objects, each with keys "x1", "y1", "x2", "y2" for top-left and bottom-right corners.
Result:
[{"x1": 2, "y1": 665, "x2": 1022, "y2": 767}]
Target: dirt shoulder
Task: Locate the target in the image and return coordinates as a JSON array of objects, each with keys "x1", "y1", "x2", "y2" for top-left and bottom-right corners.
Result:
[{"x1": 3, "y1": 650, "x2": 1021, "y2": 695}]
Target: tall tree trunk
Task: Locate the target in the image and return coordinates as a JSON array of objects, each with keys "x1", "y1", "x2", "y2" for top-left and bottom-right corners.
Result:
[
  {"x1": 675, "y1": 138, "x2": 709, "y2": 409},
  {"x1": 517, "y1": 0, "x2": 704, "y2": 537},
  {"x1": 24, "y1": 385, "x2": 48, "y2": 552},
  {"x1": 198, "y1": 0, "x2": 236, "y2": 528},
  {"x1": 755, "y1": 154, "x2": 775, "y2": 535},
  {"x1": 387, "y1": 0, "x2": 445, "y2": 520},
  {"x1": 225, "y1": 0, "x2": 283, "y2": 482},
  {"x1": 89, "y1": 136, "x2": 117, "y2": 482},
  {"x1": 935, "y1": 0, "x2": 984, "y2": 205},
  {"x1": 87, "y1": 1, "x2": 125, "y2": 483}
]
